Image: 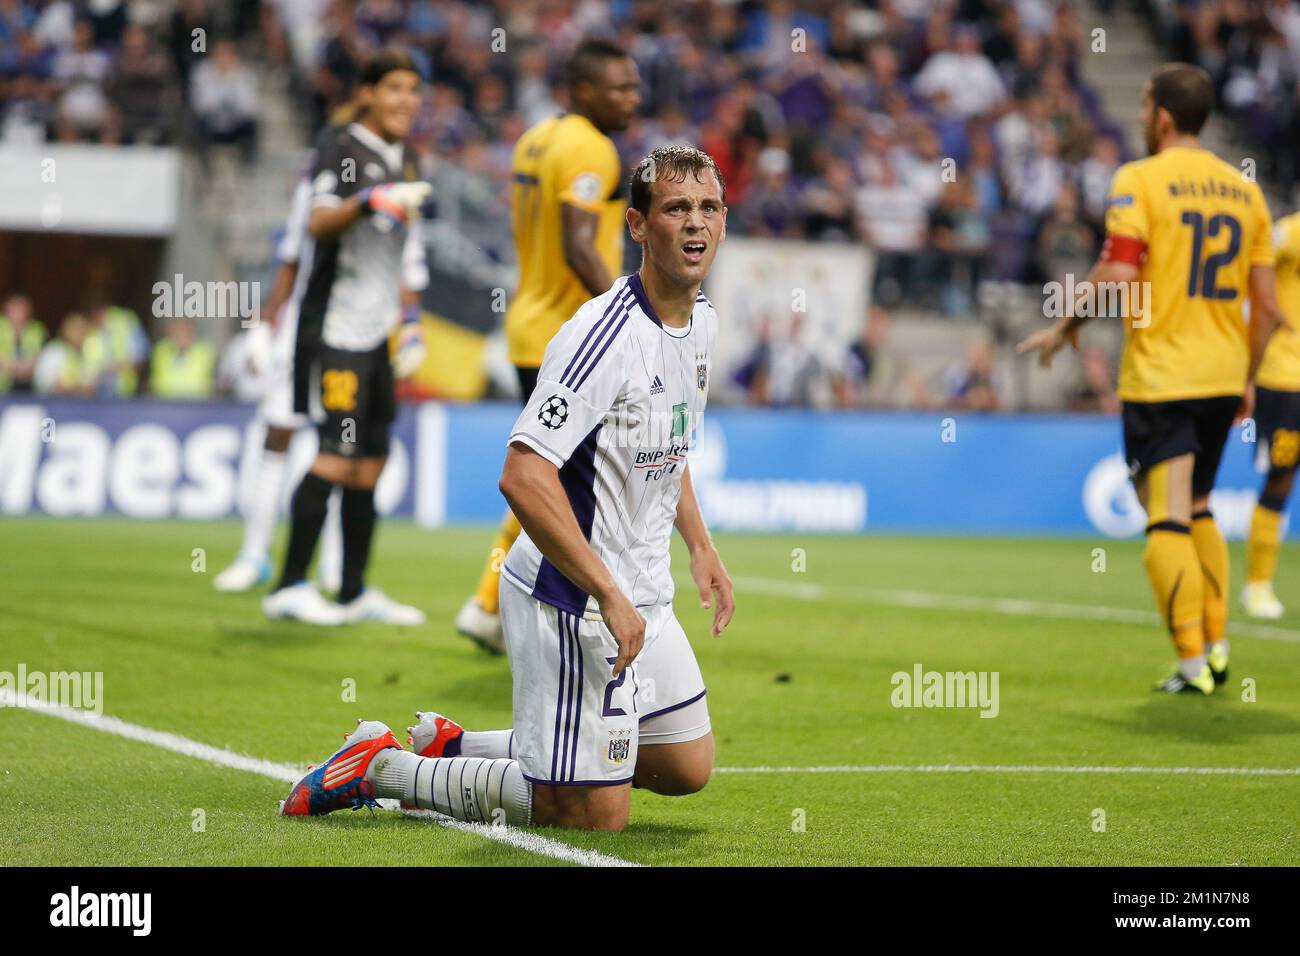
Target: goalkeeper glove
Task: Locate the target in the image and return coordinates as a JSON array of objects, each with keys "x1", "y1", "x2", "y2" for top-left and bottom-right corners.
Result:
[
  {"x1": 243, "y1": 318, "x2": 274, "y2": 379},
  {"x1": 359, "y1": 181, "x2": 432, "y2": 230},
  {"x1": 392, "y1": 304, "x2": 426, "y2": 378}
]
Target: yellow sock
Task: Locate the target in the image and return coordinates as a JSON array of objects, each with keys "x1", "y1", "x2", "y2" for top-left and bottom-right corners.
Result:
[
  {"x1": 1246, "y1": 503, "x2": 1283, "y2": 585},
  {"x1": 473, "y1": 510, "x2": 523, "y2": 614},
  {"x1": 1144, "y1": 527, "x2": 1205, "y2": 659},
  {"x1": 1190, "y1": 511, "x2": 1228, "y2": 645}
]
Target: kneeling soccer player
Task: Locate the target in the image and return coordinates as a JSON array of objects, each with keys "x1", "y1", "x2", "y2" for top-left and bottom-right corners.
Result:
[
  {"x1": 1243, "y1": 211, "x2": 1300, "y2": 619},
  {"x1": 282, "y1": 145, "x2": 736, "y2": 829}
]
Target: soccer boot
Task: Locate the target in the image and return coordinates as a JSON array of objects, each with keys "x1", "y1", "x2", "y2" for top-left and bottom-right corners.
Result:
[
  {"x1": 339, "y1": 587, "x2": 426, "y2": 626},
  {"x1": 214, "y1": 557, "x2": 272, "y2": 593},
  {"x1": 455, "y1": 597, "x2": 505, "y2": 655},
  {"x1": 263, "y1": 581, "x2": 347, "y2": 625},
  {"x1": 407, "y1": 710, "x2": 465, "y2": 758},
  {"x1": 281, "y1": 719, "x2": 402, "y2": 816},
  {"x1": 1206, "y1": 644, "x2": 1229, "y2": 686},
  {"x1": 1241, "y1": 580, "x2": 1284, "y2": 619},
  {"x1": 1154, "y1": 664, "x2": 1215, "y2": 696}
]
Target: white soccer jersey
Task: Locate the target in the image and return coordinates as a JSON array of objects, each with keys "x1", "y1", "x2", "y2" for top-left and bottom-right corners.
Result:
[{"x1": 503, "y1": 272, "x2": 717, "y2": 618}]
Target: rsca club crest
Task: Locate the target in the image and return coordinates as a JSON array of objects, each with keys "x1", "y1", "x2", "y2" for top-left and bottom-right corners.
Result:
[
  {"x1": 696, "y1": 356, "x2": 708, "y2": 391},
  {"x1": 607, "y1": 732, "x2": 632, "y2": 764},
  {"x1": 538, "y1": 395, "x2": 569, "y2": 430}
]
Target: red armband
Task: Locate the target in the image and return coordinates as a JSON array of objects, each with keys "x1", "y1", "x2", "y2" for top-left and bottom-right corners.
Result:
[{"x1": 1100, "y1": 234, "x2": 1146, "y2": 266}]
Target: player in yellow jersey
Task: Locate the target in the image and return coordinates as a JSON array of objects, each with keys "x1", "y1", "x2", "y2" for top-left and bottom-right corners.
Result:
[
  {"x1": 456, "y1": 39, "x2": 641, "y2": 651},
  {"x1": 1242, "y1": 211, "x2": 1300, "y2": 618},
  {"x1": 1018, "y1": 64, "x2": 1285, "y2": 695}
]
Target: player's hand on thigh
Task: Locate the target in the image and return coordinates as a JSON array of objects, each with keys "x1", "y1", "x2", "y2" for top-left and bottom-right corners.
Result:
[{"x1": 598, "y1": 590, "x2": 645, "y2": 676}]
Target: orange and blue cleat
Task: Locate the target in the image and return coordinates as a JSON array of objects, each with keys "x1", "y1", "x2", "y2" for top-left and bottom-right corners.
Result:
[{"x1": 281, "y1": 719, "x2": 402, "y2": 816}]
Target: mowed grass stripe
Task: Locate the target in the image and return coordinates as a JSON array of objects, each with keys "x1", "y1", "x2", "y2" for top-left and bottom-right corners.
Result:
[{"x1": 1, "y1": 690, "x2": 640, "y2": 868}]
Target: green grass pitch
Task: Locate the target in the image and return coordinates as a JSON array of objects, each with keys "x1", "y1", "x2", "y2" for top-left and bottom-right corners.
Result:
[{"x1": 1, "y1": 516, "x2": 1298, "y2": 866}]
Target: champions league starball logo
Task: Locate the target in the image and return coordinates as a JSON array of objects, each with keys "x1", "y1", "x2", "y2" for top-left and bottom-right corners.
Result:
[{"x1": 538, "y1": 395, "x2": 569, "y2": 430}]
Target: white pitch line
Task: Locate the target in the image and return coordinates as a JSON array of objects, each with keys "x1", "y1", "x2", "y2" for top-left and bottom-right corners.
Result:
[
  {"x1": 0, "y1": 691, "x2": 639, "y2": 868},
  {"x1": 722, "y1": 575, "x2": 1300, "y2": 644},
  {"x1": 715, "y1": 764, "x2": 1300, "y2": 777}
]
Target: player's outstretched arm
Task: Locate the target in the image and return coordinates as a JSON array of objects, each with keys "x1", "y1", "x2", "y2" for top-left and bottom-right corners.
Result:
[
  {"x1": 674, "y1": 463, "x2": 734, "y2": 637},
  {"x1": 500, "y1": 443, "x2": 645, "y2": 674},
  {"x1": 1016, "y1": 259, "x2": 1138, "y2": 367}
]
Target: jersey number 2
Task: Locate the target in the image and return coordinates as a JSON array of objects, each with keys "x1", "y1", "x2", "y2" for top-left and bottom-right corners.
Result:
[{"x1": 1181, "y1": 211, "x2": 1241, "y2": 300}]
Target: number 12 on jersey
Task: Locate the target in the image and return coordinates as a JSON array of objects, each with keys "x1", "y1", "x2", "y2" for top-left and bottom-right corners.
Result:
[{"x1": 1181, "y1": 211, "x2": 1241, "y2": 300}]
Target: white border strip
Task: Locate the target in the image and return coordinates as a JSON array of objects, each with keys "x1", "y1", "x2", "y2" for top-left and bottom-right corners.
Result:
[
  {"x1": 1, "y1": 690, "x2": 640, "y2": 868},
  {"x1": 721, "y1": 575, "x2": 1300, "y2": 644},
  {"x1": 715, "y1": 764, "x2": 1300, "y2": 777}
]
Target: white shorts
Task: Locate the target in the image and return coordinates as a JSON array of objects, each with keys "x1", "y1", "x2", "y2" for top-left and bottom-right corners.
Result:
[
  {"x1": 258, "y1": 304, "x2": 311, "y2": 429},
  {"x1": 500, "y1": 580, "x2": 709, "y2": 787}
]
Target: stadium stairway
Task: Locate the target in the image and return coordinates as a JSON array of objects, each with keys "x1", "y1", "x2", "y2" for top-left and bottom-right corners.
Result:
[{"x1": 1072, "y1": 1, "x2": 1244, "y2": 176}]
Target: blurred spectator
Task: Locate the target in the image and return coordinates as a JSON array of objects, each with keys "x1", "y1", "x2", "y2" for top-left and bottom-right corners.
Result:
[
  {"x1": 943, "y1": 339, "x2": 1006, "y2": 411},
  {"x1": 1078, "y1": 133, "x2": 1122, "y2": 229},
  {"x1": 857, "y1": 161, "x2": 928, "y2": 306},
  {"x1": 738, "y1": 145, "x2": 799, "y2": 236},
  {"x1": 107, "y1": 23, "x2": 178, "y2": 145},
  {"x1": 0, "y1": 293, "x2": 46, "y2": 393},
  {"x1": 1069, "y1": 345, "x2": 1120, "y2": 414},
  {"x1": 191, "y1": 39, "x2": 259, "y2": 164},
  {"x1": 52, "y1": 19, "x2": 112, "y2": 142},
  {"x1": 746, "y1": 312, "x2": 833, "y2": 409},
  {"x1": 914, "y1": 23, "x2": 1006, "y2": 119},
  {"x1": 151, "y1": 318, "x2": 215, "y2": 398},
  {"x1": 837, "y1": 305, "x2": 915, "y2": 408},
  {"x1": 927, "y1": 178, "x2": 990, "y2": 315},
  {"x1": 1036, "y1": 182, "x2": 1099, "y2": 285},
  {"x1": 87, "y1": 302, "x2": 148, "y2": 398},
  {"x1": 34, "y1": 313, "x2": 100, "y2": 396}
]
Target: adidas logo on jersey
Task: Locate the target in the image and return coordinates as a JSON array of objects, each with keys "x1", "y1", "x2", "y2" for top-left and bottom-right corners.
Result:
[{"x1": 650, "y1": 375, "x2": 665, "y2": 395}]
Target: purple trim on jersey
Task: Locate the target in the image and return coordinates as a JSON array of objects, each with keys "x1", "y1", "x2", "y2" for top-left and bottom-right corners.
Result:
[
  {"x1": 629, "y1": 270, "x2": 692, "y2": 339},
  {"x1": 560, "y1": 285, "x2": 633, "y2": 387},
  {"x1": 551, "y1": 608, "x2": 568, "y2": 782},
  {"x1": 570, "y1": 612, "x2": 583, "y2": 781},
  {"x1": 638, "y1": 688, "x2": 708, "y2": 723},
  {"x1": 532, "y1": 423, "x2": 602, "y2": 616},
  {"x1": 501, "y1": 561, "x2": 533, "y2": 593},
  {"x1": 628, "y1": 272, "x2": 660, "y2": 327},
  {"x1": 569, "y1": 296, "x2": 633, "y2": 391},
  {"x1": 523, "y1": 773, "x2": 634, "y2": 788},
  {"x1": 561, "y1": 611, "x2": 578, "y2": 782}
]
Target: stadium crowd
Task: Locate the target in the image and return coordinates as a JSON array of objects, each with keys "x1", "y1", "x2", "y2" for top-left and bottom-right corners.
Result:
[{"x1": 0, "y1": 0, "x2": 1292, "y2": 412}]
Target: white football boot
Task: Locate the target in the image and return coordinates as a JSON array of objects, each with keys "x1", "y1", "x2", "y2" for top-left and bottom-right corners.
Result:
[
  {"x1": 214, "y1": 557, "x2": 272, "y2": 593},
  {"x1": 454, "y1": 597, "x2": 505, "y2": 655},
  {"x1": 339, "y1": 587, "x2": 426, "y2": 626},
  {"x1": 263, "y1": 581, "x2": 347, "y2": 625},
  {"x1": 1241, "y1": 581, "x2": 1285, "y2": 619}
]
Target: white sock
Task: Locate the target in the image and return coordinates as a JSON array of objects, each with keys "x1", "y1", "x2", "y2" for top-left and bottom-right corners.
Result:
[
  {"x1": 239, "y1": 449, "x2": 287, "y2": 563},
  {"x1": 1180, "y1": 654, "x2": 1207, "y2": 680},
  {"x1": 460, "y1": 730, "x2": 515, "y2": 759},
  {"x1": 368, "y1": 749, "x2": 532, "y2": 825},
  {"x1": 1207, "y1": 639, "x2": 1229, "y2": 657},
  {"x1": 318, "y1": 489, "x2": 343, "y2": 584}
]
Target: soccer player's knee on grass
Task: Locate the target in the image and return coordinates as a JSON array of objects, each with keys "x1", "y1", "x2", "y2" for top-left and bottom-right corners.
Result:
[{"x1": 532, "y1": 784, "x2": 630, "y2": 831}]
